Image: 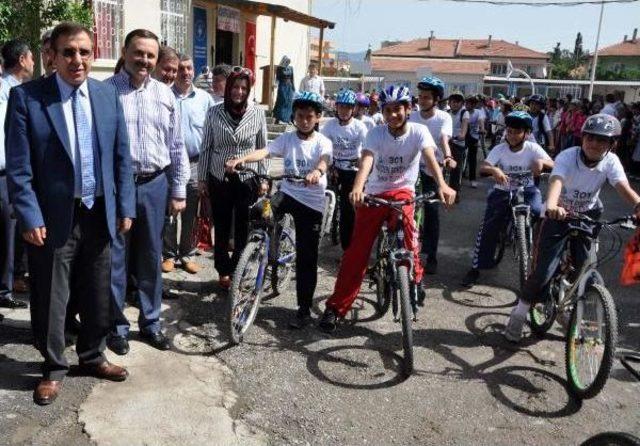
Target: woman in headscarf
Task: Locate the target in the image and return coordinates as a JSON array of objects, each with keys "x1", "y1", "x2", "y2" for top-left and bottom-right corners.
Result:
[
  {"x1": 198, "y1": 67, "x2": 268, "y2": 289},
  {"x1": 273, "y1": 55, "x2": 295, "y2": 124}
]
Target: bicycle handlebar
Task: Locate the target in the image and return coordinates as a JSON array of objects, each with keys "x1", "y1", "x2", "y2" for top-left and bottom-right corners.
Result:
[
  {"x1": 364, "y1": 192, "x2": 439, "y2": 208},
  {"x1": 234, "y1": 164, "x2": 307, "y2": 183},
  {"x1": 546, "y1": 211, "x2": 637, "y2": 228}
]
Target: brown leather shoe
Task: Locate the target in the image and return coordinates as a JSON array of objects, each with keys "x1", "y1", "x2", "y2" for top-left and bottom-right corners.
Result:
[
  {"x1": 33, "y1": 380, "x2": 62, "y2": 405},
  {"x1": 13, "y1": 277, "x2": 30, "y2": 293},
  {"x1": 182, "y1": 261, "x2": 201, "y2": 274},
  {"x1": 161, "y1": 259, "x2": 175, "y2": 273},
  {"x1": 80, "y1": 361, "x2": 129, "y2": 382}
]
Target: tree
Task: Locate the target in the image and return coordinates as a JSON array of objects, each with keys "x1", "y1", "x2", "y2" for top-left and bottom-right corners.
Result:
[
  {"x1": 0, "y1": 0, "x2": 92, "y2": 74},
  {"x1": 548, "y1": 36, "x2": 590, "y2": 80},
  {"x1": 573, "y1": 32, "x2": 583, "y2": 61}
]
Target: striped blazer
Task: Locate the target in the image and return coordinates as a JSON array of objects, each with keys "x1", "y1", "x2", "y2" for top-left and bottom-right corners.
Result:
[{"x1": 198, "y1": 103, "x2": 268, "y2": 182}]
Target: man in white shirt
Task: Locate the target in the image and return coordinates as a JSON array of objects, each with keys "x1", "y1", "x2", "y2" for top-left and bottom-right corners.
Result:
[
  {"x1": 299, "y1": 63, "x2": 325, "y2": 97},
  {"x1": 601, "y1": 94, "x2": 618, "y2": 118}
]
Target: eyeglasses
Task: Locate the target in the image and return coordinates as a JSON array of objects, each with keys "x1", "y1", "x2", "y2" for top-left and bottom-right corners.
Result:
[{"x1": 59, "y1": 48, "x2": 93, "y2": 60}]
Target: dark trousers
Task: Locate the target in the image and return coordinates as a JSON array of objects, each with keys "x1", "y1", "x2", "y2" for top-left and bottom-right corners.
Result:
[
  {"x1": 208, "y1": 174, "x2": 258, "y2": 277},
  {"x1": 450, "y1": 142, "x2": 467, "y2": 192},
  {"x1": 0, "y1": 176, "x2": 15, "y2": 298},
  {"x1": 466, "y1": 137, "x2": 479, "y2": 182},
  {"x1": 14, "y1": 228, "x2": 27, "y2": 278},
  {"x1": 521, "y1": 209, "x2": 599, "y2": 304},
  {"x1": 162, "y1": 180, "x2": 199, "y2": 261},
  {"x1": 111, "y1": 173, "x2": 168, "y2": 337},
  {"x1": 29, "y1": 199, "x2": 111, "y2": 380},
  {"x1": 336, "y1": 169, "x2": 356, "y2": 250},
  {"x1": 420, "y1": 172, "x2": 440, "y2": 261},
  {"x1": 471, "y1": 187, "x2": 542, "y2": 270},
  {"x1": 275, "y1": 193, "x2": 322, "y2": 311}
]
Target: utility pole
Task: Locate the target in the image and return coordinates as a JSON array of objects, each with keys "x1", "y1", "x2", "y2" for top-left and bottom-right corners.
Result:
[{"x1": 587, "y1": 0, "x2": 605, "y2": 101}]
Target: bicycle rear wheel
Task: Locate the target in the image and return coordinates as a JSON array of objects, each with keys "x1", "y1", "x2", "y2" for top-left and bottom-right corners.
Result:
[
  {"x1": 493, "y1": 226, "x2": 507, "y2": 266},
  {"x1": 565, "y1": 284, "x2": 618, "y2": 399},
  {"x1": 397, "y1": 265, "x2": 414, "y2": 377},
  {"x1": 271, "y1": 214, "x2": 295, "y2": 295},
  {"x1": 228, "y1": 240, "x2": 266, "y2": 345}
]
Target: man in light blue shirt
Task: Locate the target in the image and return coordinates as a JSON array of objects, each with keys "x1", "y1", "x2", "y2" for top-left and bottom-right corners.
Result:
[
  {"x1": 0, "y1": 39, "x2": 34, "y2": 309},
  {"x1": 162, "y1": 54, "x2": 215, "y2": 274}
]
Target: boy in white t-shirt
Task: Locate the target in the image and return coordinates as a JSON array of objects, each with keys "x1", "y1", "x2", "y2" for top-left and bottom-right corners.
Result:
[
  {"x1": 408, "y1": 76, "x2": 457, "y2": 275},
  {"x1": 319, "y1": 85, "x2": 457, "y2": 333},
  {"x1": 526, "y1": 94, "x2": 555, "y2": 153},
  {"x1": 504, "y1": 114, "x2": 640, "y2": 343},
  {"x1": 354, "y1": 92, "x2": 376, "y2": 131},
  {"x1": 462, "y1": 111, "x2": 553, "y2": 287},
  {"x1": 321, "y1": 89, "x2": 368, "y2": 249},
  {"x1": 226, "y1": 91, "x2": 332, "y2": 329}
]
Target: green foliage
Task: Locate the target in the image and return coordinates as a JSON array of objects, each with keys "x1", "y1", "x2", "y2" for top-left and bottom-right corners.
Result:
[
  {"x1": 547, "y1": 33, "x2": 590, "y2": 80},
  {"x1": 0, "y1": 0, "x2": 93, "y2": 51},
  {"x1": 596, "y1": 65, "x2": 640, "y2": 81}
]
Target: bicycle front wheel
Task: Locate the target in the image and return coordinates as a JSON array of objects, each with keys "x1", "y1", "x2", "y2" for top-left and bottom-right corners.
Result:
[
  {"x1": 228, "y1": 240, "x2": 266, "y2": 345},
  {"x1": 271, "y1": 214, "x2": 296, "y2": 295},
  {"x1": 515, "y1": 214, "x2": 531, "y2": 292},
  {"x1": 397, "y1": 265, "x2": 414, "y2": 377},
  {"x1": 565, "y1": 284, "x2": 618, "y2": 399}
]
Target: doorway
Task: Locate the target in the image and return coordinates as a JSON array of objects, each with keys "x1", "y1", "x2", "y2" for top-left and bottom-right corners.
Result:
[{"x1": 215, "y1": 29, "x2": 234, "y2": 65}]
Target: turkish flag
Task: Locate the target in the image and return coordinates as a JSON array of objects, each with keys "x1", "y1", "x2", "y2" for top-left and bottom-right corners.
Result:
[{"x1": 245, "y1": 22, "x2": 256, "y2": 73}]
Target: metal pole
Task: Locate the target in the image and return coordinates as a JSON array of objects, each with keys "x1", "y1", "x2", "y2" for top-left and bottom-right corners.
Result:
[
  {"x1": 268, "y1": 15, "x2": 276, "y2": 111},
  {"x1": 318, "y1": 27, "x2": 325, "y2": 75},
  {"x1": 588, "y1": 0, "x2": 605, "y2": 101}
]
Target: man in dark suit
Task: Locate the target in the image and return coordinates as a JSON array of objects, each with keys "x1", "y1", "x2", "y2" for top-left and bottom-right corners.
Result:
[{"x1": 5, "y1": 22, "x2": 136, "y2": 405}]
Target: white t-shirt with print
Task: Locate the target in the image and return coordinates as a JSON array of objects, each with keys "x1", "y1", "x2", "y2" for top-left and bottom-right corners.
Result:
[
  {"x1": 267, "y1": 131, "x2": 333, "y2": 213},
  {"x1": 321, "y1": 117, "x2": 368, "y2": 171},
  {"x1": 450, "y1": 108, "x2": 470, "y2": 146},
  {"x1": 551, "y1": 146, "x2": 627, "y2": 212},
  {"x1": 485, "y1": 141, "x2": 551, "y2": 191},
  {"x1": 409, "y1": 109, "x2": 452, "y2": 177},
  {"x1": 531, "y1": 112, "x2": 552, "y2": 146},
  {"x1": 364, "y1": 122, "x2": 436, "y2": 195}
]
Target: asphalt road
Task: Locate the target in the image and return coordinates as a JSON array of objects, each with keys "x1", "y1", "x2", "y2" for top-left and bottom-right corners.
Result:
[{"x1": 1, "y1": 177, "x2": 639, "y2": 446}]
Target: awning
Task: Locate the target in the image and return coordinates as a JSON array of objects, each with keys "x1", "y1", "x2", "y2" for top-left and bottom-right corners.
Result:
[{"x1": 212, "y1": 0, "x2": 335, "y2": 29}]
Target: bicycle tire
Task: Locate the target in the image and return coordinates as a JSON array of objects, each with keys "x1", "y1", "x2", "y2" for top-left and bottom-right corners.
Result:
[
  {"x1": 331, "y1": 204, "x2": 340, "y2": 246},
  {"x1": 580, "y1": 432, "x2": 640, "y2": 446},
  {"x1": 397, "y1": 265, "x2": 414, "y2": 377},
  {"x1": 529, "y1": 293, "x2": 558, "y2": 337},
  {"x1": 515, "y1": 213, "x2": 530, "y2": 292},
  {"x1": 272, "y1": 214, "x2": 295, "y2": 295},
  {"x1": 565, "y1": 284, "x2": 618, "y2": 399},
  {"x1": 373, "y1": 231, "x2": 391, "y2": 315},
  {"x1": 228, "y1": 240, "x2": 265, "y2": 345}
]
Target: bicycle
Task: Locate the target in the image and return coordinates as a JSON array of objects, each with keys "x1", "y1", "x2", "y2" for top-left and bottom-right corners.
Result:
[
  {"x1": 327, "y1": 158, "x2": 359, "y2": 246},
  {"x1": 491, "y1": 171, "x2": 536, "y2": 292},
  {"x1": 227, "y1": 166, "x2": 306, "y2": 345},
  {"x1": 367, "y1": 193, "x2": 439, "y2": 377},
  {"x1": 529, "y1": 212, "x2": 637, "y2": 399}
]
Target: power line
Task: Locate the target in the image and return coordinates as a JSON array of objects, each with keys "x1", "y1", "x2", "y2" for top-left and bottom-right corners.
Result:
[{"x1": 418, "y1": 0, "x2": 638, "y2": 6}]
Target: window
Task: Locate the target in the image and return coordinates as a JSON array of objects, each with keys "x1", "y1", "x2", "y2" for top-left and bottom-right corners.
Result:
[
  {"x1": 491, "y1": 64, "x2": 507, "y2": 75},
  {"x1": 93, "y1": 0, "x2": 124, "y2": 60},
  {"x1": 161, "y1": 0, "x2": 188, "y2": 53}
]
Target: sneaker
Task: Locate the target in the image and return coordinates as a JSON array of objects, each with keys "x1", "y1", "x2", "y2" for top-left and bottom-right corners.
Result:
[
  {"x1": 504, "y1": 309, "x2": 527, "y2": 343},
  {"x1": 424, "y1": 259, "x2": 438, "y2": 275},
  {"x1": 289, "y1": 308, "x2": 313, "y2": 329},
  {"x1": 461, "y1": 268, "x2": 480, "y2": 287},
  {"x1": 161, "y1": 259, "x2": 175, "y2": 273},
  {"x1": 319, "y1": 308, "x2": 338, "y2": 333},
  {"x1": 470, "y1": 181, "x2": 478, "y2": 188}
]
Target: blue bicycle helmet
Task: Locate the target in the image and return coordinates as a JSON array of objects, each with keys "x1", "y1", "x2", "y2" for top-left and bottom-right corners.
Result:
[
  {"x1": 355, "y1": 92, "x2": 370, "y2": 107},
  {"x1": 335, "y1": 88, "x2": 357, "y2": 106},
  {"x1": 379, "y1": 85, "x2": 411, "y2": 108},
  {"x1": 292, "y1": 91, "x2": 324, "y2": 113},
  {"x1": 417, "y1": 76, "x2": 445, "y2": 99},
  {"x1": 505, "y1": 111, "x2": 533, "y2": 131}
]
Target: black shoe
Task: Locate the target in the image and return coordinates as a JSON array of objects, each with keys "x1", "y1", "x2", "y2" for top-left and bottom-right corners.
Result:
[
  {"x1": 0, "y1": 296, "x2": 27, "y2": 309},
  {"x1": 107, "y1": 335, "x2": 130, "y2": 355},
  {"x1": 424, "y1": 259, "x2": 438, "y2": 275},
  {"x1": 461, "y1": 269, "x2": 480, "y2": 287},
  {"x1": 318, "y1": 308, "x2": 337, "y2": 333},
  {"x1": 289, "y1": 308, "x2": 313, "y2": 329},
  {"x1": 141, "y1": 331, "x2": 171, "y2": 351},
  {"x1": 417, "y1": 285, "x2": 427, "y2": 307}
]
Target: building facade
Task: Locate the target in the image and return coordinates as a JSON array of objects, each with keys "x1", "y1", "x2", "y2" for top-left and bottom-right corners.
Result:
[{"x1": 91, "y1": 0, "x2": 326, "y2": 104}]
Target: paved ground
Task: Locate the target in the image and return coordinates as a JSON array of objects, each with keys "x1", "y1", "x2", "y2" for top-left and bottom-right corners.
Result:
[{"x1": 1, "y1": 178, "x2": 639, "y2": 446}]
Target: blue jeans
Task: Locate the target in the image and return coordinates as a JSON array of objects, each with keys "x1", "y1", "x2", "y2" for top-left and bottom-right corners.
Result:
[{"x1": 471, "y1": 186, "x2": 542, "y2": 270}]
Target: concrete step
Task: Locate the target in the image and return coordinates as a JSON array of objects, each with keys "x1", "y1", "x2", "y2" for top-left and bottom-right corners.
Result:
[{"x1": 267, "y1": 123, "x2": 288, "y2": 133}]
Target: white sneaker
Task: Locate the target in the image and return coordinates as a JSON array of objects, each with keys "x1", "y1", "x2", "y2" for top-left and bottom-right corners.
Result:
[
  {"x1": 504, "y1": 309, "x2": 527, "y2": 343},
  {"x1": 470, "y1": 181, "x2": 478, "y2": 188}
]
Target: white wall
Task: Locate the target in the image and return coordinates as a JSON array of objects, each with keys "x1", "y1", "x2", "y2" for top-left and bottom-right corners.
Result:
[{"x1": 255, "y1": 0, "x2": 311, "y2": 103}]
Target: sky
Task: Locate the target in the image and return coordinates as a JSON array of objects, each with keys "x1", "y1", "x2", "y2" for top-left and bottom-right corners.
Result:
[{"x1": 310, "y1": 0, "x2": 640, "y2": 55}]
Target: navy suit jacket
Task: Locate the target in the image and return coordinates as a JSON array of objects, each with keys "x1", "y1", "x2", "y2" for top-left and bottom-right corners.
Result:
[{"x1": 5, "y1": 75, "x2": 135, "y2": 248}]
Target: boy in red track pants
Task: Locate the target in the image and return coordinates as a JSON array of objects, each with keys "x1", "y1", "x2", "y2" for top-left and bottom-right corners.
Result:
[{"x1": 319, "y1": 85, "x2": 456, "y2": 333}]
